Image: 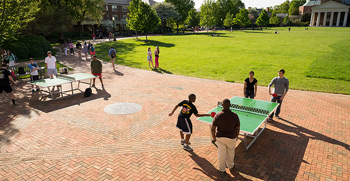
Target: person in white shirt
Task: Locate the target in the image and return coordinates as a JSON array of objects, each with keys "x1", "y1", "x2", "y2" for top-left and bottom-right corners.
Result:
[{"x1": 45, "y1": 51, "x2": 57, "y2": 78}]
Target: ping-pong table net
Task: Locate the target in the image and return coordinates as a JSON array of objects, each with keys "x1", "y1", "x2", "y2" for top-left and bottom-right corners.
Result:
[
  {"x1": 217, "y1": 101, "x2": 270, "y2": 116},
  {"x1": 56, "y1": 75, "x2": 76, "y2": 81}
]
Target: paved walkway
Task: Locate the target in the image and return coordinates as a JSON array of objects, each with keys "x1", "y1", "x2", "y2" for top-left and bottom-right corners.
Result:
[{"x1": 0, "y1": 40, "x2": 349, "y2": 180}]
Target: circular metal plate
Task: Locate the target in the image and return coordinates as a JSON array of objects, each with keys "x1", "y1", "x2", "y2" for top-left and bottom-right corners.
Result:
[{"x1": 104, "y1": 103, "x2": 142, "y2": 115}]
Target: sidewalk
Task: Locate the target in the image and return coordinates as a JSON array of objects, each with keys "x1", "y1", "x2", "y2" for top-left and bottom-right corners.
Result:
[{"x1": 0, "y1": 38, "x2": 349, "y2": 180}]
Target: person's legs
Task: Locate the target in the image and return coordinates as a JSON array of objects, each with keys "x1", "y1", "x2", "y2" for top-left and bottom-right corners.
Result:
[
  {"x1": 111, "y1": 58, "x2": 115, "y2": 69},
  {"x1": 269, "y1": 96, "x2": 278, "y2": 119},
  {"x1": 99, "y1": 77, "x2": 103, "y2": 86},
  {"x1": 155, "y1": 57, "x2": 159, "y2": 68},
  {"x1": 185, "y1": 134, "x2": 191, "y2": 145},
  {"x1": 275, "y1": 97, "x2": 283, "y2": 117},
  {"x1": 180, "y1": 131, "x2": 184, "y2": 140},
  {"x1": 64, "y1": 48, "x2": 68, "y2": 56},
  {"x1": 216, "y1": 137, "x2": 227, "y2": 172},
  {"x1": 78, "y1": 51, "x2": 82, "y2": 59},
  {"x1": 151, "y1": 59, "x2": 155, "y2": 68},
  {"x1": 225, "y1": 138, "x2": 236, "y2": 169},
  {"x1": 92, "y1": 78, "x2": 96, "y2": 86}
]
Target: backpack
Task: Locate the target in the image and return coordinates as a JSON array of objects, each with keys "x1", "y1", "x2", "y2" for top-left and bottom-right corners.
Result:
[
  {"x1": 110, "y1": 49, "x2": 116, "y2": 58},
  {"x1": 18, "y1": 67, "x2": 26, "y2": 74},
  {"x1": 84, "y1": 88, "x2": 92, "y2": 97},
  {"x1": 90, "y1": 46, "x2": 95, "y2": 52}
]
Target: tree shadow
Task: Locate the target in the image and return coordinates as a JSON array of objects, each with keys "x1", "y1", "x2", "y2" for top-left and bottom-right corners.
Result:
[
  {"x1": 242, "y1": 31, "x2": 272, "y2": 34},
  {"x1": 151, "y1": 67, "x2": 173, "y2": 74},
  {"x1": 136, "y1": 40, "x2": 175, "y2": 48}
]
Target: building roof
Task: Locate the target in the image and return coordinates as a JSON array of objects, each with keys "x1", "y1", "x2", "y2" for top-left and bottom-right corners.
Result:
[
  {"x1": 276, "y1": 13, "x2": 288, "y2": 18},
  {"x1": 105, "y1": 0, "x2": 131, "y2": 5},
  {"x1": 302, "y1": 0, "x2": 321, "y2": 6}
]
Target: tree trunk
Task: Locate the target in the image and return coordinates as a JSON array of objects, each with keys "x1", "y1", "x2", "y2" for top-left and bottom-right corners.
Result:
[
  {"x1": 146, "y1": 32, "x2": 147, "y2": 40},
  {"x1": 176, "y1": 20, "x2": 179, "y2": 34}
]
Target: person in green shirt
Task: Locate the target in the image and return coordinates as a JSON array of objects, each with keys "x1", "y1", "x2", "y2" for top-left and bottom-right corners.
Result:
[{"x1": 90, "y1": 55, "x2": 104, "y2": 88}]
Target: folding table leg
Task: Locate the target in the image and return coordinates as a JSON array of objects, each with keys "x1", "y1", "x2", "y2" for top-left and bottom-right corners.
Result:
[
  {"x1": 70, "y1": 82, "x2": 74, "y2": 95},
  {"x1": 48, "y1": 87, "x2": 54, "y2": 99}
]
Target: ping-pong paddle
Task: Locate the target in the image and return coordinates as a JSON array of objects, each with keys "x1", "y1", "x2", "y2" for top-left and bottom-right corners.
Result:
[
  {"x1": 211, "y1": 112, "x2": 216, "y2": 118},
  {"x1": 272, "y1": 93, "x2": 278, "y2": 97}
]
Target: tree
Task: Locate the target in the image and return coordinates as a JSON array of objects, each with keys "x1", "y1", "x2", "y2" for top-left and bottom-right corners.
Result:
[
  {"x1": 152, "y1": 2, "x2": 179, "y2": 34},
  {"x1": 165, "y1": 0, "x2": 194, "y2": 34},
  {"x1": 65, "y1": 0, "x2": 105, "y2": 37},
  {"x1": 0, "y1": 0, "x2": 40, "y2": 46},
  {"x1": 269, "y1": 11, "x2": 280, "y2": 26},
  {"x1": 127, "y1": 0, "x2": 142, "y2": 38},
  {"x1": 301, "y1": 13, "x2": 311, "y2": 22},
  {"x1": 256, "y1": 9, "x2": 269, "y2": 28},
  {"x1": 200, "y1": 0, "x2": 216, "y2": 32},
  {"x1": 223, "y1": 13, "x2": 234, "y2": 28},
  {"x1": 283, "y1": 15, "x2": 291, "y2": 25},
  {"x1": 137, "y1": 1, "x2": 160, "y2": 40},
  {"x1": 216, "y1": 0, "x2": 245, "y2": 26},
  {"x1": 288, "y1": 0, "x2": 305, "y2": 15},
  {"x1": 233, "y1": 9, "x2": 250, "y2": 28},
  {"x1": 185, "y1": 9, "x2": 200, "y2": 29}
]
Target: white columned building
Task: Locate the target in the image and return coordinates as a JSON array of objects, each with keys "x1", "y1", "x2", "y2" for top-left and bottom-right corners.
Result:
[{"x1": 309, "y1": 1, "x2": 349, "y2": 27}]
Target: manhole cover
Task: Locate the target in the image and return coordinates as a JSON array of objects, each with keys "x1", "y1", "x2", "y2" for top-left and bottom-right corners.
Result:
[{"x1": 104, "y1": 103, "x2": 142, "y2": 115}]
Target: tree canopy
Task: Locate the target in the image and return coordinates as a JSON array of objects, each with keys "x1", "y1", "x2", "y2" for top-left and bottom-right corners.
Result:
[
  {"x1": 200, "y1": 0, "x2": 216, "y2": 32},
  {"x1": 215, "y1": 0, "x2": 245, "y2": 26},
  {"x1": 185, "y1": 9, "x2": 200, "y2": 28},
  {"x1": 223, "y1": 13, "x2": 234, "y2": 27},
  {"x1": 152, "y1": 2, "x2": 179, "y2": 33},
  {"x1": 233, "y1": 9, "x2": 250, "y2": 28},
  {"x1": 269, "y1": 11, "x2": 281, "y2": 26},
  {"x1": 256, "y1": 9, "x2": 269, "y2": 28}
]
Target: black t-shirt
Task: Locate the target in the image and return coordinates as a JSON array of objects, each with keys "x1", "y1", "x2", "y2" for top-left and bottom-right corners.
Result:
[
  {"x1": 0, "y1": 68, "x2": 11, "y2": 86},
  {"x1": 245, "y1": 78, "x2": 258, "y2": 92},
  {"x1": 76, "y1": 43, "x2": 82, "y2": 49},
  {"x1": 177, "y1": 100, "x2": 198, "y2": 118}
]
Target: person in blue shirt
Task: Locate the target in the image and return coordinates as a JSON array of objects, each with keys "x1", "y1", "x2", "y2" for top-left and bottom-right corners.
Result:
[
  {"x1": 28, "y1": 58, "x2": 40, "y2": 92},
  {"x1": 108, "y1": 46, "x2": 117, "y2": 70}
]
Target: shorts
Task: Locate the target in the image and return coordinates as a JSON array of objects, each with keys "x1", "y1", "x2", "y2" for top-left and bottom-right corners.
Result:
[
  {"x1": 47, "y1": 68, "x2": 58, "y2": 77},
  {"x1": 31, "y1": 75, "x2": 39, "y2": 81},
  {"x1": 176, "y1": 116, "x2": 193, "y2": 134},
  {"x1": 90, "y1": 51, "x2": 96, "y2": 55},
  {"x1": 93, "y1": 73, "x2": 102, "y2": 78},
  {"x1": 0, "y1": 84, "x2": 12, "y2": 93}
]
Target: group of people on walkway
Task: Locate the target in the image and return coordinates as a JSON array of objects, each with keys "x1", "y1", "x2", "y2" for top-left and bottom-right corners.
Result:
[
  {"x1": 61, "y1": 39, "x2": 96, "y2": 61},
  {"x1": 169, "y1": 69, "x2": 289, "y2": 174}
]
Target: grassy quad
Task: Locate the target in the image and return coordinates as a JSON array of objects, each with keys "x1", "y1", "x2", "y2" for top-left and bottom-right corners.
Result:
[{"x1": 95, "y1": 27, "x2": 350, "y2": 94}]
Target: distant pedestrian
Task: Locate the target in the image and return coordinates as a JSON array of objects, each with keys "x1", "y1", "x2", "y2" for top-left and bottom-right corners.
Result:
[
  {"x1": 90, "y1": 55, "x2": 104, "y2": 88},
  {"x1": 83, "y1": 42, "x2": 88, "y2": 60},
  {"x1": 68, "y1": 42, "x2": 74, "y2": 56},
  {"x1": 268, "y1": 69, "x2": 289, "y2": 120},
  {"x1": 243, "y1": 71, "x2": 258, "y2": 99},
  {"x1": 76, "y1": 41, "x2": 82, "y2": 60},
  {"x1": 211, "y1": 99, "x2": 240, "y2": 175},
  {"x1": 6, "y1": 50, "x2": 16, "y2": 70},
  {"x1": 90, "y1": 44, "x2": 96, "y2": 59},
  {"x1": 0, "y1": 63, "x2": 17, "y2": 105},
  {"x1": 63, "y1": 41, "x2": 68, "y2": 56},
  {"x1": 109, "y1": 32, "x2": 112, "y2": 41},
  {"x1": 154, "y1": 46, "x2": 160, "y2": 68},
  {"x1": 28, "y1": 58, "x2": 40, "y2": 92},
  {"x1": 92, "y1": 32, "x2": 96, "y2": 41},
  {"x1": 288, "y1": 27, "x2": 291, "y2": 32},
  {"x1": 108, "y1": 46, "x2": 117, "y2": 70},
  {"x1": 147, "y1": 47, "x2": 154, "y2": 69}
]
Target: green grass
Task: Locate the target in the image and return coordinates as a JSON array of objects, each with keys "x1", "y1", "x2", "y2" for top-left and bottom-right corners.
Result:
[{"x1": 95, "y1": 27, "x2": 350, "y2": 94}]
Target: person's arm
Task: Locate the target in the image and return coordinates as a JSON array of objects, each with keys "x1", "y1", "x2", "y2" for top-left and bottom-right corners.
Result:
[
  {"x1": 168, "y1": 105, "x2": 179, "y2": 116},
  {"x1": 211, "y1": 125, "x2": 217, "y2": 142},
  {"x1": 8, "y1": 75, "x2": 17, "y2": 85},
  {"x1": 243, "y1": 81, "x2": 247, "y2": 97},
  {"x1": 235, "y1": 126, "x2": 240, "y2": 141},
  {"x1": 268, "y1": 78, "x2": 276, "y2": 95},
  {"x1": 280, "y1": 80, "x2": 289, "y2": 101},
  {"x1": 194, "y1": 113, "x2": 210, "y2": 117},
  {"x1": 254, "y1": 82, "x2": 258, "y2": 98}
]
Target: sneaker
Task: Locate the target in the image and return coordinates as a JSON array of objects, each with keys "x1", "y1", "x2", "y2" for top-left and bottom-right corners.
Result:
[
  {"x1": 183, "y1": 145, "x2": 193, "y2": 151},
  {"x1": 219, "y1": 170, "x2": 227, "y2": 175},
  {"x1": 180, "y1": 140, "x2": 191, "y2": 145},
  {"x1": 268, "y1": 117, "x2": 273, "y2": 122}
]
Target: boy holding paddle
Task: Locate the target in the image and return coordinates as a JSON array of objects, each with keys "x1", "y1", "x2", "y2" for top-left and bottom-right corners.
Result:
[{"x1": 268, "y1": 69, "x2": 289, "y2": 120}]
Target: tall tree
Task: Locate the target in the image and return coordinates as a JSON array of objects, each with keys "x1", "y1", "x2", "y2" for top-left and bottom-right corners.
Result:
[
  {"x1": 233, "y1": 9, "x2": 250, "y2": 28},
  {"x1": 0, "y1": 0, "x2": 40, "y2": 46},
  {"x1": 274, "y1": 0, "x2": 290, "y2": 14},
  {"x1": 223, "y1": 13, "x2": 234, "y2": 28},
  {"x1": 256, "y1": 9, "x2": 269, "y2": 28},
  {"x1": 269, "y1": 11, "x2": 280, "y2": 26},
  {"x1": 152, "y1": 2, "x2": 179, "y2": 34},
  {"x1": 165, "y1": 0, "x2": 195, "y2": 34},
  {"x1": 185, "y1": 9, "x2": 200, "y2": 28},
  {"x1": 288, "y1": 0, "x2": 306, "y2": 15},
  {"x1": 216, "y1": 0, "x2": 245, "y2": 26},
  {"x1": 127, "y1": 0, "x2": 142, "y2": 38},
  {"x1": 283, "y1": 15, "x2": 291, "y2": 25},
  {"x1": 200, "y1": 0, "x2": 216, "y2": 32}
]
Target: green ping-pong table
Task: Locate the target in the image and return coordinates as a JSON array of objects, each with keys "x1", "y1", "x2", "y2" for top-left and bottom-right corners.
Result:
[
  {"x1": 28, "y1": 73, "x2": 97, "y2": 100},
  {"x1": 197, "y1": 96, "x2": 279, "y2": 151}
]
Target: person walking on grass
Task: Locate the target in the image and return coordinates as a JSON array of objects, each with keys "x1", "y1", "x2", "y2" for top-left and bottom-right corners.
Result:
[
  {"x1": 0, "y1": 63, "x2": 17, "y2": 105},
  {"x1": 28, "y1": 58, "x2": 40, "y2": 92},
  {"x1": 147, "y1": 47, "x2": 154, "y2": 69},
  {"x1": 169, "y1": 94, "x2": 210, "y2": 151},
  {"x1": 268, "y1": 69, "x2": 289, "y2": 121},
  {"x1": 90, "y1": 55, "x2": 104, "y2": 88},
  {"x1": 154, "y1": 46, "x2": 160, "y2": 68},
  {"x1": 68, "y1": 42, "x2": 74, "y2": 56},
  {"x1": 108, "y1": 46, "x2": 117, "y2": 70},
  {"x1": 211, "y1": 99, "x2": 240, "y2": 175},
  {"x1": 76, "y1": 41, "x2": 82, "y2": 60},
  {"x1": 243, "y1": 71, "x2": 258, "y2": 99},
  {"x1": 83, "y1": 42, "x2": 88, "y2": 61}
]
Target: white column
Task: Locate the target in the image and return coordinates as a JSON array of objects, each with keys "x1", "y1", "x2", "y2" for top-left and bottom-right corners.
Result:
[
  {"x1": 323, "y1": 12, "x2": 327, "y2": 26},
  {"x1": 316, "y1": 12, "x2": 321, "y2": 26},
  {"x1": 330, "y1": 12, "x2": 334, "y2": 26},
  {"x1": 310, "y1": 12, "x2": 315, "y2": 26},
  {"x1": 343, "y1": 12, "x2": 348, "y2": 26},
  {"x1": 336, "y1": 12, "x2": 341, "y2": 26}
]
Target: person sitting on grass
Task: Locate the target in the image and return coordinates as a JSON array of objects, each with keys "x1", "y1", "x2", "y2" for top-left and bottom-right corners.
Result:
[
  {"x1": 90, "y1": 55, "x2": 104, "y2": 88},
  {"x1": 169, "y1": 94, "x2": 210, "y2": 151}
]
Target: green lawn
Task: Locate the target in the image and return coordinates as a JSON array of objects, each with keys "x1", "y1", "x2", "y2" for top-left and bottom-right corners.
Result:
[{"x1": 95, "y1": 27, "x2": 350, "y2": 94}]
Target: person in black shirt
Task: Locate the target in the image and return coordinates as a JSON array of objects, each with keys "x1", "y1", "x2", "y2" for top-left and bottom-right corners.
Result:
[
  {"x1": 0, "y1": 63, "x2": 17, "y2": 105},
  {"x1": 169, "y1": 94, "x2": 210, "y2": 151},
  {"x1": 243, "y1": 71, "x2": 258, "y2": 99}
]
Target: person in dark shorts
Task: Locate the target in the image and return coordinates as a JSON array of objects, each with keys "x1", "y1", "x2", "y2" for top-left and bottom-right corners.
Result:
[
  {"x1": 243, "y1": 71, "x2": 258, "y2": 99},
  {"x1": 90, "y1": 55, "x2": 104, "y2": 88},
  {"x1": 28, "y1": 58, "x2": 40, "y2": 92},
  {"x1": 0, "y1": 63, "x2": 17, "y2": 105},
  {"x1": 169, "y1": 94, "x2": 210, "y2": 151}
]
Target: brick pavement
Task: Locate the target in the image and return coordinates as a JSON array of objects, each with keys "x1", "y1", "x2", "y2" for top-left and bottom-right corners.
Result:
[{"x1": 0, "y1": 44, "x2": 349, "y2": 180}]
